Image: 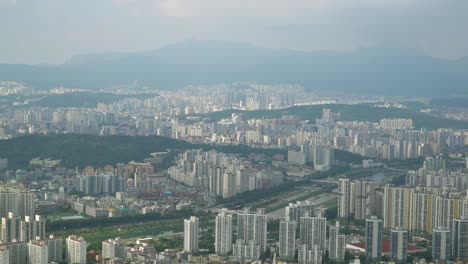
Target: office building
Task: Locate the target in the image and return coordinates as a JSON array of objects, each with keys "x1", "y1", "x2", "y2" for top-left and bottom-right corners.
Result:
[
  {"x1": 184, "y1": 216, "x2": 199, "y2": 254},
  {"x1": 365, "y1": 216, "x2": 383, "y2": 262},
  {"x1": 328, "y1": 221, "x2": 345, "y2": 262},
  {"x1": 215, "y1": 210, "x2": 233, "y2": 256},
  {"x1": 278, "y1": 220, "x2": 296, "y2": 261},
  {"x1": 66, "y1": 235, "x2": 86, "y2": 264},
  {"x1": 432, "y1": 226, "x2": 451, "y2": 261},
  {"x1": 390, "y1": 227, "x2": 408, "y2": 264}
]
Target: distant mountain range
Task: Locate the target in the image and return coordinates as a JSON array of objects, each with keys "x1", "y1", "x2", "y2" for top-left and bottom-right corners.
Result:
[{"x1": 1, "y1": 40, "x2": 467, "y2": 96}]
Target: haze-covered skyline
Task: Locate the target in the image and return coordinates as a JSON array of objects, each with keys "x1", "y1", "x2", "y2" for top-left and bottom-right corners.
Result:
[{"x1": 1, "y1": 0, "x2": 468, "y2": 64}]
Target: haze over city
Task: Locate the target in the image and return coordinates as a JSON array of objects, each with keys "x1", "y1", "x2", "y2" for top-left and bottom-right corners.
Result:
[{"x1": 0, "y1": 1, "x2": 467, "y2": 264}]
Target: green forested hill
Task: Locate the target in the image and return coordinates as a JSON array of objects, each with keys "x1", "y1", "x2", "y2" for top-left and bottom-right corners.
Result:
[{"x1": 0, "y1": 134, "x2": 364, "y2": 170}]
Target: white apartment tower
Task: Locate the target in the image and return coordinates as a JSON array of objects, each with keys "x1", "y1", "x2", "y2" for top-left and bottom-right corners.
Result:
[
  {"x1": 299, "y1": 212, "x2": 327, "y2": 251},
  {"x1": 432, "y1": 226, "x2": 451, "y2": 261},
  {"x1": 338, "y1": 178, "x2": 351, "y2": 219},
  {"x1": 215, "y1": 210, "x2": 233, "y2": 256},
  {"x1": 27, "y1": 240, "x2": 48, "y2": 264},
  {"x1": 236, "y1": 208, "x2": 267, "y2": 253},
  {"x1": 0, "y1": 247, "x2": 8, "y2": 264},
  {"x1": 328, "y1": 221, "x2": 345, "y2": 261},
  {"x1": 278, "y1": 220, "x2": 296, "y2": 261},
  {"x1": 66, "y1": 235, "x2": 87, "y2": 264},
  {"x1": 184, "y1": 216, "x2": 199, "y2": 254},
  {"x1": 365, "y1": 216, "x2": 383, "y2": 262},
  {"x1": 390, "y1": 227, "x2": 408, "y2": 264}
]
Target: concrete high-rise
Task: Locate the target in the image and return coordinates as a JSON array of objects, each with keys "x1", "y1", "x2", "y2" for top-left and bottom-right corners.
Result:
[
  {"x1": 236, "y1": 208, "x2": 267, "y2": 253},
  {"x1": 328, "y1": 221, "x2": 345, "y2": 262},
  {"x1": 66, "y1": 235, "x2": 86, "y2": 264},
  {"x1": 44, "y1": 235, "x2": 63, "y2": 264},
  {"x1": 184, "y1": 216, "x2": 199, "y2": 254},
  {"x1": 285, "y1": 200, "x2": 315, "y2": 225},
  {"x1": 298, "y1": 244, "x2": 322, "y2": 264},
  {"x1": 338, "y1": 178, "x2": 351, "y2": 219},
  {"x1": 452, "y1": 216, "x2": 468, "y2": 260},
  {"x1": 0, "y1": 212, "x2": 20, "y2": 243},
  {"x1": 350, "y1": 180, "x2": 376, "y2": 220},
  {"x1": 365, "y1": 216, "x2": 383, "y2": 262},
  {"x1": 390, "y1": 227, "x2": 408, "y2": 264},
  {"x1": 432, "y1": 226, "x2": 451, "y2": 261},
  {"x1": 383, "y1": 187, "x2": 412, "y2": 229},
  {"x1": 410, "y1": 191, "x2": 434, "y2": 234},
  {"x1": 278, "y1": 220, "x2": 296, "y2": 261},
  {"x1": 299, "y1": 213, "x2": 326, "y2": 251},
  {"x1": 0, "y1": 189, "x2": 35, "y2": 219},
  {"x1": 20, "y1": 215, "x2": 46, "y2": 242},
  {"x1": 215, "y1": 210, "x2": 233, "y2": 256},
  {"x1": 2, "y1": 241, "x2": 27, "y2": 264},
  {"x1": 27, "y1": 240, "x2": 48, "y2": 264},
  {"x1": 434, "y1": 195, "x2": 464, "y2": 232},
  {"x1": 0, "y1": 247, "x2": 8, "y2": 264}
]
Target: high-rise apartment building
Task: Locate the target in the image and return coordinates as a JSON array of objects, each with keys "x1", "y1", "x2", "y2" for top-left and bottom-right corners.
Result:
[
  {"x1": 338, "y1": 178, "x2": 351, "y2": 219},
  {"x1": 236, "y1": 208, "x2": 267, "y2": 253},
  {"x1": 410, "y1": 191, "x2": 434, "y2": 234},
  {"x1": 432, "y1": 226, "x2": 451, "y2": 261},
  {"x1": 278, "y1": 220, "x2": 296, "y2": 261},
  {"x1": 390, "y1": 227, "x2": 408, "y2": 264},
  {"x1": 299, "y1": 213, "x2": 326, "y2": 251},
  {"x1": 20, "y1": 215, "x2": 46, "y2": 242},
  {"x1": 27, "y1": 240, "x2": 48, "y2": 264},
  {"x1": 1, "y1": 241, "x2": 27, "y2": 264},
  {"x1": 184, "y1": 216, "x2": 199, "y2": 254},
  {"x1": 383, "y1": 187, "x2": 412, "y2": 229},
  {"x1": 44, "y1": 235, "x2": 63, "y2": 264},
  {"x1": 285, "y1": 200, "x2": 315, "y2": 225},
  {"x1": 0, "y1": 212, "x2": 20, "y2": 243},
  {"x1": 66, "y1": 235, "x2": 87, "y2": 264},
  {"x1": 0, "y1": 189, "x2": 34, "y2": 219},
  {"x1": 298, "y1": 244, "x2": 322, "y2": 264},
  {"x1": 365, "y1": 216, "x2": 383, "y2": 262},
  {"x1": 328, "y1": 221, "x2": 345, "y2": 262},
  {"x1": 351, "y1": 180, "x2": 376, "y2": 220},
  {"x1": 0, "y1": 247, "x2": 8, "y2": 264},
  {"x1": 215, "y1": 210, "x2": 233, "y2": 256},
  {"x1": 452, "y1": 216, "x2": 468, "y2": 260}
]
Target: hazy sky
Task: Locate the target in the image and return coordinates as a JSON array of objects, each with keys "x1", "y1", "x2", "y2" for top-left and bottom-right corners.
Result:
[{"x1": 1, "y1": 0, "x2": 468, "y2": 64}]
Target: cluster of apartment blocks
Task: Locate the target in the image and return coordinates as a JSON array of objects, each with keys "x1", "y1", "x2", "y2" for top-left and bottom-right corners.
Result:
[
  {"x1": 0, "y1": 234, "x2": 89, "y2": 264},
  {"x1": 179, "y1": 205, "x2": 345, "y2": 264},
  {"x1": 364, "y1": 215, "x2": 468, "y2": 263},
  {"x1": 1, "y1": 84, "x2": 307, "y2": 136},
  {"x1": 169, "y1": 150, "x2": 283, "y2": 199},
  {"x1": 339, "y1": 174, "x2": 468, "y2": 262}
]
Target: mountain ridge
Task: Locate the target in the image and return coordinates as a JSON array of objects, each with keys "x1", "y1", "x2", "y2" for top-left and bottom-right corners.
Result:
[{"x1": 1, "y1": 40, "x2": 467, "y2": 96}]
